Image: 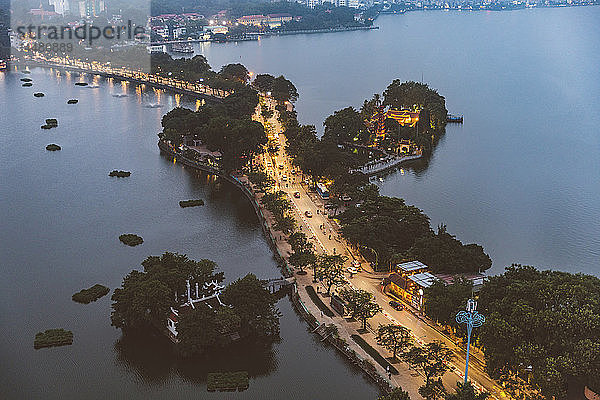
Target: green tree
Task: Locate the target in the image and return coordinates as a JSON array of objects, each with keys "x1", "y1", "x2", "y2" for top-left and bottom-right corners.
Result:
[
  {"x1": 339, "y1": 288, "x2": 382, "y2": 331},
  {"x1": 253, "y1": 73, "x2": 275, "y2": 93},
  {"x1": 221, "y1": 274, "x2": 281, "y2": 339},
  {"x1": 315, "y1": 254, "x2": 348, "y2": 296},
  {"x1": 271, "y1": 75, "x2": 298, "y2": 103},
  {"x1": 323, "y1": 106, "x2": 367, "y2": 144},
  {"x1": 423, "y1": 279, "x2": 473, "y2": 329},
  {"x1": 376, "y1": 324, "x2": 412, "y2": 361},
  {"x1": 445, "y1": 381, "x2": 489, "y2": 400},
  {"x1": 419, "y1": 379, "x2": 447, "y2": 400},
  {"x1": 378, "y1": 387, "x2": 412, "y2": 400},
  {"x1": 405, "y1": 341, "x2": 453, "y2": 385},
  {"x1": 383, "y1": 80, "x2": 448, "y2": 131},
  {"x1": 219, "y1": 63, "x2": 250, "y2": 82}
]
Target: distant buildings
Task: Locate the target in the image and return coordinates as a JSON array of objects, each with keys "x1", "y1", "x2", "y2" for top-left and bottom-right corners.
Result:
[
  {"x1": 305, "y1": 0, "x2": 361, "y2": 8},
  {"x1": 236, "y1": 13, "x2": 293, "y2": 28}
]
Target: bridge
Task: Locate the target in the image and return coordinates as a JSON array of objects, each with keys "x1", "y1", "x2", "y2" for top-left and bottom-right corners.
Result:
[
  {"x1": 25, "y1": 54, "x2": 231, "y2": 101},
  {"x1": 263, "y1": 277, "x2": 296, "y2": 295}
]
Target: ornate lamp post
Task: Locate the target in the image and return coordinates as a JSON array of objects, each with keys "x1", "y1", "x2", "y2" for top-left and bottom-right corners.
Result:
[{"x1": 456, "y1": 299, "x2": 485, "y2": 383}]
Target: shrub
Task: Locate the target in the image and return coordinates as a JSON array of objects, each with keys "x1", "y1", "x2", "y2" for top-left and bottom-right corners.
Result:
[
  {"x1": 119, "y1": 234, "x2": 143, "y2": 246},
  {"x1": 207, "y1": 371, "x2": 249, "y2": 392},
  {"x1": 305, "y1": 285, "x2": 335, "y2": 317},
  {"x1": 350, "y1": 334, "x2": 398, "y2": 375},
  {"x1": 46, "y1": 144, "x2": 61, "y2": 151},
  {"x1": 179, "y1": 199, "x2": 205, "y2": 208},
  {"x1": 72, "y1": 284, "x2": 110, "y2": 304},
  {"x1": 34, "y1": 329, "x2": 73, "y2": 349},
  {"x1": 109, "y1": 170, "x2": 131, "y2": 177}
]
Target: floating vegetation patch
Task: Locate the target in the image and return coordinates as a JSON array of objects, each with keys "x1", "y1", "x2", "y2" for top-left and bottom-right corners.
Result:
[
  {"x1": 72, "y1": 284, "x2": 110, "y2": 304},
  {"x1": 75, "y1": 82, "x2": 88, "y2": 86},
  {"x1": 22, "y1": 83, "x2": 33, "y2": 87},
  {"x1": 46, "y1": 119, "x2": 58, "y2": 127},
  {"x1": 119, "y1": 234, "x2": 143, "y2": 247},
  {"x1": 179, "y1": 199, "x2": 205, "y2": 208},
  {"x1": 20, "y1": 78, "x2": 32, "y2": 82},
  {"x1": 46, "y1": 144, "x2": 61, "y2": 151},
  {"x1": 112, "y1": 94, "x2": 127, "y2": 98},
  {"x1": 67, "y1": 99, "x2": 78, "y2": 104},
  {"x1": 207, "y1": 372, "x2": 249, "y2": 392},
  {"x1": 109, "y1": 170, "x2": 131, "y2": 177},
  {"x1": 34, "y1": 92, "x2": 45, "y2": 97},
  {"x1": 34, "y1": 329, "x2": 73, "y2": 349}
]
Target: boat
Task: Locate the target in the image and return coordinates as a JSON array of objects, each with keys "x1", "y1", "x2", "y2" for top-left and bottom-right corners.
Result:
[
  {"x1": 0, "y1": 59, "x2": 7, "y2": 70},
  {"x1": 447, "y1": 114, "x2": 464, "y2": 123},
  {"x1": 171, "y1": 43, "x2": 194, "y2": 54}
]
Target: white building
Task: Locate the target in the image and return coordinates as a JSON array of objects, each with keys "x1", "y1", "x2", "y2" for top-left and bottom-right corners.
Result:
[{"x1": 49, "y1": 0, "x2": 70, "y2": 15}]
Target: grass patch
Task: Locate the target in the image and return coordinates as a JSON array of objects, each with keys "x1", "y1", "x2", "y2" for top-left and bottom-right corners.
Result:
[
  {"x1": 34, "y1": 92, "x2": 45, "y2": 97},
  {"x1": 350, "y1": 334, "x2": 399, "y2": 375},
  {"x1": 46, "y1": 144, "x2": 61, "y2": 151},
  {"x1": 305, "y1": 285, "x2": 335, "y2": 317},
  {"x1": 179, "y1": 199, "x2": 205, "y2": 208},
  {"x1": 75, "y1": 82, "x2": 88, "y2": 86},
  {"x1": 34, "y1": 329, "x2": 73, "y2": 349},
  {"x1": 67, "y1": 99, "x2": 78, "y2": 104},
  {"x1": 207, "y1": 371, "x2": 249, "y2": 392},
  {"x1": 109, "y1": 170, "x2": 131, "y2": 177},
  {"x1": 119, "y1": 234, "x2": 143, "y2": 247},
  {"x1": 72, "y1": 284, "x2": 110, "y2": 304}
]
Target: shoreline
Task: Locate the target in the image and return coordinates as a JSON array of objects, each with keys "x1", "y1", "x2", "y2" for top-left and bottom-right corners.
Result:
[{"x1": 158, "y1": 140, "x2": 395, "y2": 394}]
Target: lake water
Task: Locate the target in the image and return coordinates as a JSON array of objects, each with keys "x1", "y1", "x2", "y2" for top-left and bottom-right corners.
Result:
[
  {"x1": 2, "y1": 6, "x2": 600, "y2": 398},
  {"x1": 198, "y1": 7, "x2": 600, "y2": 276},
  {"x1": 0, "y1": 70, "x2": 378, "y2": 399}
]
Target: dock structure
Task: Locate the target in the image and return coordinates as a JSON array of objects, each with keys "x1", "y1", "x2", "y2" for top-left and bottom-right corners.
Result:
[
  {"x1": 352, "y1": 153, "x2": 422, "y2": 176},
  {"x1": 23, "y1": 55, "x2": 230, "y2": 102}
]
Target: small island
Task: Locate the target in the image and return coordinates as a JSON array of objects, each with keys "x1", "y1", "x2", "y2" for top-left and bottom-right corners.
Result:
[
  {"x1": 111, "y1": 252, "x2": 281, "y2": 357},
  {"x1": 41, "y1": 119, "x2": 58, "y2": 130},
  {"x1": 67, "y1": 99, "x2": 79, "y2": 104},
  {"x1": 179, "y1": 199, "x2": 205, "y2": 208},
  {"x1": 20, "y1": 78, "x2": 32, "y2": 82},
  {"x1": 72, "y1": 284, "x2": 110, "y2": 304},
  {"x1": 109, "y1": 170, "x2": 131, "y2": 177},
  {"x1": 33, "y1": 92, "x2": 45, "y2": 97},
  {"x1": 46, "y1": 144, "x2": 61, "y2": 151},
  {"x1": 207, "y1": 371, "x2": 249, "y2": 392},
  {"x1": 22, "y1": 82, "x2": 33, "y2": 87},
  {"x1": 119, "y1": 234, "x2": 143, "y2": 247},
  {"x1": 34, "y1": 329, "x2": 73, "y2": 349},
  {"x1": 75, "y1": 82, "x2": 88, "y2": 86}
]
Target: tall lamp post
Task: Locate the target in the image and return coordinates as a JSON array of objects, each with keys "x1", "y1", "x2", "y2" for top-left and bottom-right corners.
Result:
[{"x1": 456, "y1": 299, "x2": 485, "y2": 384}]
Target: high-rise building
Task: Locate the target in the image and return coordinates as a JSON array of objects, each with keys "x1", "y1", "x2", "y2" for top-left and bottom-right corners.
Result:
[{"x1": 49, "y1": 0, "x2": 70, "y2": 15}]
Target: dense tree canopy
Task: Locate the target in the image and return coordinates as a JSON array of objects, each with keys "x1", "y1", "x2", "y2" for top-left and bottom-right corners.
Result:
[
  {"x1": 477, "y1": 265, "x2": 600, "y2": 399},
  {"x1": 423, "y1": 278, "x2": 473, "y2": 330},
  {"x1": 383, "y1": 80, "x2": 448, "y2": 131},
  {"x1": 253, "y1": 73, "x2": 276, "y2": 93},
  {"x1": 323, "y1": 106, "x2": 367, "y2": 144},
  {"x1": 339, "y1": 287, "x2": 381, "y2": 330},
  {"x1": 219, "y1": 63, "x2": 250, "y2": 83}
]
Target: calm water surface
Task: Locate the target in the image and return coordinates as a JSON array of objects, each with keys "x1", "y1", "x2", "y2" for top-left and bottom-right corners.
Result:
[
  {"x1": 0, "y1": 69, "x2": 378, "y2": 399},
  {"x1": 198, "y1": 7, "x2": 600, "y2": 275}
]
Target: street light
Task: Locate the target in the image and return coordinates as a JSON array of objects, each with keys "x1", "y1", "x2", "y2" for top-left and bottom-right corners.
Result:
[{"x1": 456, "y1": 299, "x2": 485, "y2": 384}]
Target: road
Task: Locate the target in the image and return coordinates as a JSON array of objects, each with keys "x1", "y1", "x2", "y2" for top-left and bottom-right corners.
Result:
[{"x1": 254, "y1": 98, "x2": 510, "y2": 399}]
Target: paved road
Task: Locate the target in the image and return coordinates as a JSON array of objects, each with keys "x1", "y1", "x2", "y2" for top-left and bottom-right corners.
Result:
[{"x1": 256, "y1": 99, "x2": 510, "y2": 400}]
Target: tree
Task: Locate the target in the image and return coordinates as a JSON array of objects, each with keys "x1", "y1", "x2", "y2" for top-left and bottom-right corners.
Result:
[
  {"x1": 271, "y1": 75, "x2": 298, "y2": 103},
  {"x1": 376, "y1": 324, "x2": 412, "y2": 361},
  {"x1": 423, "y1": 279, "x2": 473, "y2": 329},
  {"x1": 383, "y1": 80, "x2": 448, "y2": 131},
  {"x1": 219, "y1": 63, "x2": 249, "y2": 82},
  {"x1": 315, "y1": 254, "x2": 347, "y2": 296},
  {"x1": 221, "y1": 274, "x2": 281, "y2": 339},
  {"x1": 323, "y1": 106, "x2": 367, "y2": 144},
  {"x1": 378, "y1": 387, "x2": 412, "y2": 400},
  {"x1": 419, "y1": 379, "x2": 447, "y2": 400},
  {"x1": 445, "y1": 381, "x2": 489, "y2": 400},
  {"x1": 477, "y1": 264, "x2": 600, "y2": 399},
  {"x1": 405, "y1": 341, "x2": 453, "y2": 385},
  {"x1": 253, "y1": 73, "x2": 275, "y2": 93},
  {"x1": 288, "y1": 232, "x2": 316, "y2": 273},
  {"x1": 339, "y1": 288, "x2": 382, "y2": 331}
]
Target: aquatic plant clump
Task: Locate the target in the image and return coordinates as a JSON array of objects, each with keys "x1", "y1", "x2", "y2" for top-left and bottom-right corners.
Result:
[
  {"x1": 34, "y1": 329, "x2": 73, "y2": 349},
  {"x1": 207, "y1": 372, "x2": 249, "y2": 392},
  {"x1": 67, "y1": 99, "x2": 79, "y2": 104},
  {"x1": 109, "y1": 170, "x2": 131, "y2": 177},
  {"x1": 46, "y1": 144, "x2": 61, "y2": 151},
  {"x1": 72, "y1": 284, "x2": 110, "y2": 304},
  {"x1": 119, "y1": 234, "x2": 143, "y2": 247},
  {"x1": 34, "y1": 92, "x2": 45, "y2": 97},
  {"x1": 179, "y1": 199, "x2": 205, "y2": 208}
]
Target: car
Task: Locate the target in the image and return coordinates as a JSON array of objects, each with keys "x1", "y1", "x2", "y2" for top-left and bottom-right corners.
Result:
[
  {"x1": 324, "y1": 203, "x2": 335, "y2": 209},
  {"x1": 341, "y1": 195, "x2": 351, "y2": 202},
  {"x1": 291, "y1": 170, "x2": 297, "y2": 175},
  {"x1": 351, "y1": 260, "x2": 362, "y2": 271},
  {"x1": 278, "y1": 165, "x2": 284, "y2": 170},
  {"x1": 293, "y1": 191, "x2": 301, "y2": 198},
  {"x1": 304, "y1": 210, "x2": 313, "y2": 218},
  {"x1": 281, "y1": 175, "x2": 287, "y2": 181},
  {"x1": 389, "y1": 301, "x2": 403, "y2": 311}
]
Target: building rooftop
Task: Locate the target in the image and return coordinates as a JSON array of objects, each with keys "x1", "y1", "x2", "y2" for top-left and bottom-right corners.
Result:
[
  {"x1": 396, "y1": 260, "x2": 429, "y2": 273},
  {"x1": 408, "y1": 272, "x2": 438, "y2": 288}
]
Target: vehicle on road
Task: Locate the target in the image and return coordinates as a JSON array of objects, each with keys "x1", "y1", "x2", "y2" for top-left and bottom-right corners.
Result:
[
  {"x1": 304, "y1": 210, "x2": 313, "y2": 218},
  {"x1": 389, "y1": 301, "x2": 403, "y2": 311},
  {"x1": 315, "y1": 183, "x2": 329, "y2": 200},
  {"x1": 293, "y1": 191, "x2": 300, "y2": 198},
  {"x1": 278, "y1": 165, "x2": 284, "y2": 170},
  {"x1": 347, "y1": 267, "x2": 358, "y2": 276},
  {"x1": 281, "y1": 175, "x2": 287, "y2": 181},
  {"x1": 341, "y1": 195, "x2": 351, "y2": 202},
  {"x1": 351, "y1": 260, "x2": 362, "y2": 271}
]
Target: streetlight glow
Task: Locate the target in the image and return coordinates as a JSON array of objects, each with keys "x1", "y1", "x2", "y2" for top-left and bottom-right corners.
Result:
[{"x1": 456, "y1": 299, "x2": 485, "y2": 384}]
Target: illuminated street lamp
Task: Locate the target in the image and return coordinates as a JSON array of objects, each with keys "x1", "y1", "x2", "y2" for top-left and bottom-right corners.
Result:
[{"x1": 456, "y1": 299, "x2": 485, "y2": 384}]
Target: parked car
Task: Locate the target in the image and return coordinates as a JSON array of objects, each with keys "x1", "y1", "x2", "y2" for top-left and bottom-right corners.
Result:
[
  {"x1": 304, "y1": 210, "x2": 313, "y2": 218},
  {"x1": 351, "y1": 260, "x2": 362, "y2": 271},
  {"x1": 293, "y1": 191, "x2": 301, "y2": 198},
  {"x1": 389, "y1": 301, "x2": 403, "y2": 311}
]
